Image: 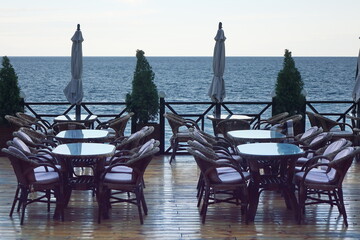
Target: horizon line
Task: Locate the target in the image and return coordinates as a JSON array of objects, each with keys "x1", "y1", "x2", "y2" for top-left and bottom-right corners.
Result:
[{"x1": 6, "y1": 55, "x2": 358, "y2": 58}]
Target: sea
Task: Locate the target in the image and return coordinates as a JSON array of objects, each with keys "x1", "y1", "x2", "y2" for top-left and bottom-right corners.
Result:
[{"x1": 7, "y1": 56, "x2": 358, "y2": 140}]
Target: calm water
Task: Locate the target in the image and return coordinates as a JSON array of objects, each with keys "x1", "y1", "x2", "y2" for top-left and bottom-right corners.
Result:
[
  {"x1": 10, "y1": 56, "x2": 357, "y2": 103},
  {"x1": 9, "y1": 56, "x2": 357, "y2": 145}
]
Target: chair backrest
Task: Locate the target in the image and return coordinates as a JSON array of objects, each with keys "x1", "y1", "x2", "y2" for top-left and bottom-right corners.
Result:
[
  {"x1": 19, "y1": 127, "x2": 45, "y2": 143},
  {"x1": 138, "y1": 125, "x2": 155, "y2": 144},
  {"x1": 187, "y1": 147, "x2": 223, "y2": 184},
  {"x1": 164, "y1": 113, "x2": 185, "y2": 135},
  {"x1": 306, "y1": 132, "x2": 333, "y2": 150},
  {"x1": 327, "y1": 147, "x2": 359, "y2": 183},
  {"x1": 8, "y1": 137, "x2": 33, "y2": 156},
  {"x1": 314, "y1": 114, "x2": 339, "y2": 132},
  {"x1": 5, "y1": 115, "x2": 30, "y2": 130},
  {"x1": 124, "y1": 145, "x2": 159, "y2": 177},
  {"x1": 13, "y1": 131, "x2": 36, "y2": 148},
  {"x1": 321, "y1": 138, "x2": 352, "y2": 157},
  {"x1": 267, "y1": 112, "x2": 289, "y2": 124},
  {"x1": 52, "y1": 122, "x2": 86, "y2": 135},
  {"x1": 294, "y1": 126, "x2": 323, "y2": 145},
  {"x1": 114, "y1": 130, "x2": 145, "y2": 151},
  {"x1": 187, "y1": 140, "x2": 219, "y2": 160},
  {"x1": 306, "y1": 111, "x2": 321, "y2": 128},
  {"x1": 16, "y1": 112, "x2": 38, "y2": 123},
  {"x1": 189, "y1": 128, "x2": 214, "y2": 148},
  {"x1": 108, "y1": 112, "x2": 134, "y2": 138},
  {"x1": 2, "y1": 146, "x2": 37, "y2": 185},
  {"x1": 215, "y1": 119, "x2": 250, "y2": 139}
]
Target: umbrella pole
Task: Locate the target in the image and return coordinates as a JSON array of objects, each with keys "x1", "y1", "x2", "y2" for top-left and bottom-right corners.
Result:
[
  {"x1": 215, "y1": 102, "x2": 221, "y2": 118},
  {"x1": 75, "y1": 104, "x2": 81, "y2": 121}
]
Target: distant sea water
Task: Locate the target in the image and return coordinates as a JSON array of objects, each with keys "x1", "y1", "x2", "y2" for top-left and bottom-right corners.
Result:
[
  {"x1": 8, "y1": 56, "x2": 357, "y2": 125},
  {"x1": 10, "y1": 56, "x2": 357, "y2": 102}
]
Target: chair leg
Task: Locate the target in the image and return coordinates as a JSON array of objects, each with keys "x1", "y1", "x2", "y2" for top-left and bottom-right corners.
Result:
[
  {"x1": 298, "y1": 185, "x2": 306, "y2": 225},
  {"x1": 169, "y1": 139, "x2": 179, "y2": 164},
  {"x1": 10, "y1": 186, "x2": 20, "y2": 217},
  {"x1": 20, "y1": 189, "x2": 29, "y2": 225},
  {"x1": 337, "y1": 188, "x2": 348, "y2": 227},
  {"x1": 135, "y1": 188, "x2": 144, "y2": 224},
  {"x1": 200, "y1": 186, "x2": 210, "y2": 224}
]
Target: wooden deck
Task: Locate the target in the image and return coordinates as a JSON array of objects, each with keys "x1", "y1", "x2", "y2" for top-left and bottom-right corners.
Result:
[{"x1": 0, "y1": 154, "x2": 359, "y2": 239}]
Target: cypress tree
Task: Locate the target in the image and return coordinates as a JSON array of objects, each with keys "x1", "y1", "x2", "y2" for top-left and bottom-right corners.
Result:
[
  {"x1": 126, "y1": 50, "x2": 159, "y2": 124},
  {"x1": 0, "y1": 56, "x2": 23, "y2": 124},
  {"x1": 273, "y1": 49, "x2": 305, "y2": 116}
]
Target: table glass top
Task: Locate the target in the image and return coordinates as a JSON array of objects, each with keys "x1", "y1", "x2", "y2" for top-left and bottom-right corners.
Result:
[
  {"x1": 52, "y1": 143, "x2": 115, "y2": 157},
  {"x1": 55, "y1": 129, "x2": 109, "y2": 139},
  {"x1": 237, "y1": 143, "x2": 303, "y2": 157},
  {"x1": 228, "y1": 130, "x2": 286, "y2": 140},
  {"x1": 207, "y1": 114, "x2": 253, "y2": 120},
  {"x1": 54, "y1": 114, "x2": 98, "y2": 122}
]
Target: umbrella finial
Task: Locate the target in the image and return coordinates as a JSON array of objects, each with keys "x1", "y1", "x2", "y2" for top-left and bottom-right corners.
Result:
[
  {"x1": 218, "y1": 22, "x2": 222, "y2": 29},
  {"x1": 77, "y1": 24, "x2": 80, "y2": 31}
]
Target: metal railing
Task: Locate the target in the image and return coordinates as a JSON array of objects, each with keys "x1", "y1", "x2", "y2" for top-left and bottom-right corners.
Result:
[{"x1": 23, "y1": 98, "x2": 357, "y2": 154}]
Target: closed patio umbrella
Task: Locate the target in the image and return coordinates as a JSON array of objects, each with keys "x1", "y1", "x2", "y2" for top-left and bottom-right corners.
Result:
[
  {"x1": 208, "y1": 22, "x2": 226, "y2": 117},
  {"x1": 64, "y1": 24, "x2": 84, "y2": 120},
  {"x1": 352, "y1": 47, "x2": 360, "y2": 103}
]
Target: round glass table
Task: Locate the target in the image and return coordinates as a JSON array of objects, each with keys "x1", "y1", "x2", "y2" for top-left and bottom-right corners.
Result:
[
  {"x1": 228, "y1": 129, "x2": 286, "y2": 143},
  {"x1": 55, "y1": 129, "x2": 110, "y2": 143},
  {"x1": 237, "y1": 142, "x2": 304, "y2": 222}
]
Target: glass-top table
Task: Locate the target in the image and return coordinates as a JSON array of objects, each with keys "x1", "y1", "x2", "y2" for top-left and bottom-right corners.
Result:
[
  {"x1": 52, "y1": 142, "x2": 115, "y2": 205},
  {"x1": 237, "y1": 142, "x2": 304, "y2": 222},
  {"x1": 55, "y1": 129, "x2": 109, "y2": 143},
  {"x1": 228, "y1": 129, "x2": 286, "y2": 143}
]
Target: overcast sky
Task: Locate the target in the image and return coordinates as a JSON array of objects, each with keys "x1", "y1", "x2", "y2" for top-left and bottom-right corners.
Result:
[{"x1": 1, "y1": 0, "x2": 360, "y2": 57}]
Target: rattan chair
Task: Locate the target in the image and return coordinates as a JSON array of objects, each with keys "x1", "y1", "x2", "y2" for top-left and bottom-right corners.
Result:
[
  {"x1": 97, "y1": 143, "x2": 159, "y2": 224},
  {"x1": 1, "y1": 146, "x2": 64, "y2": 225},
  {"x1": 96, "y1": 112, "x2": 134, "y2": 140},
  {"x1": 313, "y1": 113, "x2": 355, "y2": 142},
  {"x1": 215, "y1": 119, "x2": 251, "y2": 144},
  {"x1": 16, "y1": 112, "x2": 52, "y2": 129},
  {"x1": 164, "y1": 112, "x2": 199, "y2": 163},
  {"x1": 52, "y1": 122, "x2": 87, "y2": 135},
  {"x1": 295, "y1": 138, "x2": 352, "y2": 172},
  {"x1": 292, "y1": 126, "x2": 323, "y2": 147},
  {"x1": 187, "y1": 144, "x2": 250, "y2": 224},
  {"x1": 294, "y1": 146, "x2": 360, "y2": 226},
  {"x1": 252, "y1": 112, "x2": 289, "y2": 129}
]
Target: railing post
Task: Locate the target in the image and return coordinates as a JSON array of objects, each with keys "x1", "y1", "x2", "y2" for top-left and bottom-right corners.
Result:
[{"x1": 159, "y1": 96, "x2": 165, "y2": 154}]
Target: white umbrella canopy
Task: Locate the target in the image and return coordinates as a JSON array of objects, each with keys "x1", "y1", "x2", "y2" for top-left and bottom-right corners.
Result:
[
  {"x1": 64, "y1": 24, "x2": 84, "y2": 106},
  {"x1": 208, "y1": 22, "x2": 226, "y2": 103}
]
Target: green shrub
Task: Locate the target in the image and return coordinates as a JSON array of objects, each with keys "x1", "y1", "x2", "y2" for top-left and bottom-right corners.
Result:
[
  {"x1": 273, "y1": 49, "x2": 305, "y2": 116},
  {"x1": 126, "y1": 50, "x2": 159, "y2": 124},
  {"x1": 0, "y1": 56, "x2": 23, "y2": 124}
]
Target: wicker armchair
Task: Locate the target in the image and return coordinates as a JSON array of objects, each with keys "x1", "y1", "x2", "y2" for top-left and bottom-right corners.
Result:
[
  {"x1": 306, "y1": 111, "x2": 321, "y2": 128},
  {"x1": 215, "y1": 119, "x2": 250, "y2": 143},
  {"x1": 97, "y1": 142, "x2": 159, "y2": 224},
  {"x1": 292, "y1": 126, "x2": 323, "y2": 147},
  {"x1": 294, "y1": 146, "x2": 360, "y2": 226},
  {"x1": 295, "y1": 138, "x2": 352, "y2": 172},
  {"x1": 187, "y1": 144, "x2": 250, "y2": 224},
  {"x1": 96, "y1": 112, "x2": 134, "y2": 140},
  {"x1": 252, "y1": 112, "x2": 289, "y2": 129},
  {"x1": 313, "y1": 113, "x2": 355, "y2": 142},
  {"x1": 16, "y1": 112, "x2": 52, "y2": 129},
  {"x1": 1, "y1": 146, "x2": 64, "y2": 225},
  {"x1": 19, "y1": 127, "x2": 57, "y2": 148},
  {"x1": 164, "y1": 112, "x2": 199, "y2": 163},
  {"x1": 5, "y1": 115, "x2": 52, "y2": 136},
  {"x1": 52, "y1": 122, "x2": 87, "y2": 135}
]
